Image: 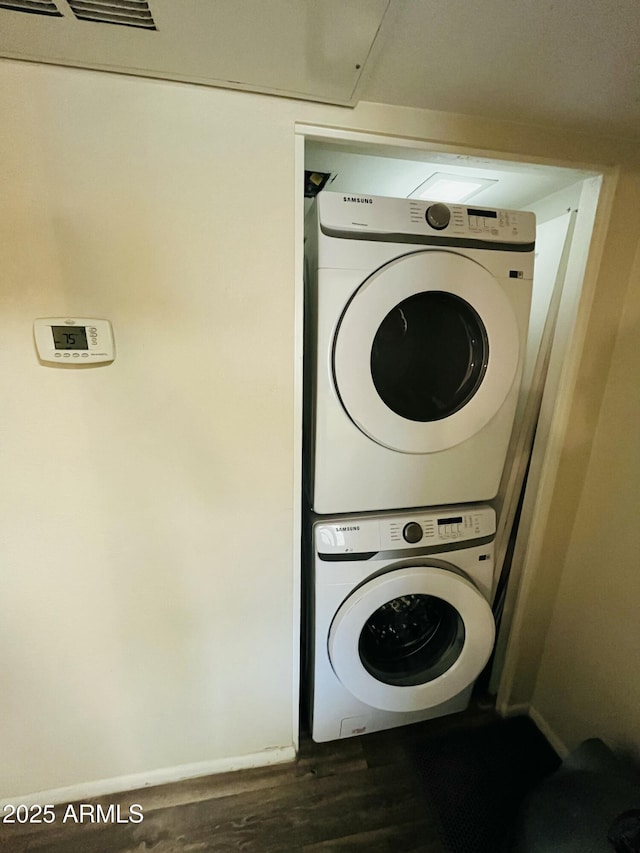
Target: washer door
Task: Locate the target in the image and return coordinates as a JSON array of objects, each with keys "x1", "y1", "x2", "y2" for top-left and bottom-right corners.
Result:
[
  {"x1": 328, "y1": 566, "x2": 495, "y2": 712},
  {"x1": 333, "y1": 250, "x2": 519, "y2": 453}
]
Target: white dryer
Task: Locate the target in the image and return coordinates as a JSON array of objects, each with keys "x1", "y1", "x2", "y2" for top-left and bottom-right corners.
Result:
[
  {"x1": 307, "y1": 504, "x2": 496, "y2": 742},
  {"x1": 304, "y1": 191, "x2": 535, "y2": 513}
]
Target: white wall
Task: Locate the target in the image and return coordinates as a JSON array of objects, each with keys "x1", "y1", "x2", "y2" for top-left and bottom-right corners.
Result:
[
  {"x1": 0, "y1": 63, "x2": 299, "y2": 798},
  {"x1": 1, "y1": 57, "x2": 639, "y2": 800},
  {"x1": 529, "y1": 234, "x2": 640, "y2": 758},
  {"x1": 498, "y1": 170, "x2": 640, "y2": 725}
]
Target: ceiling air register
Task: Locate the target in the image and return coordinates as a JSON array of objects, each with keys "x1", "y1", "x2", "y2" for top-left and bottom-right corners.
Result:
[
  {"x1": 0, "y1": 0, "x2": 156, "y2": 27},
  {"x1": 66, "y1": 0, "x2": 156, "y2": 29}
]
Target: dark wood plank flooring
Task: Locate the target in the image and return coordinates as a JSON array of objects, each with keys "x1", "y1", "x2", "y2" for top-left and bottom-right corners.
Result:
[{"x1": 1, "y1": 703, "x2": 497, "y2": 853}]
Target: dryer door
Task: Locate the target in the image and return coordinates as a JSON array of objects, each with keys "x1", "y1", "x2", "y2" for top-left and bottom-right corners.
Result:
[
  {"x1": 328, "y1": 565, "x2": 495, "y2": 712},
  {"x1": 333, "y1": 250, "x2": 520, "y2": 453}
]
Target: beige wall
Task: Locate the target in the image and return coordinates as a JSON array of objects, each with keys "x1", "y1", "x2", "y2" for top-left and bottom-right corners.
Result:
[
  {"x1": 500, "y1": 173, "x2": 640, "y2": 730},
  {"x1": 0, "y1": 63, "x2": 301, "y2": 799},
  {"x1": 1, "y1": 57, "x2": 639, "y2": 799},
  {"x1": 529, "y1": 226, "x2": 640, "y2": 757}
]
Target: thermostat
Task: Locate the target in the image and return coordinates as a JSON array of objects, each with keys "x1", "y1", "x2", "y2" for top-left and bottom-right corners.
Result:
[{"x1": 34, "y1": 318, "x2": 115, "y2": 365}]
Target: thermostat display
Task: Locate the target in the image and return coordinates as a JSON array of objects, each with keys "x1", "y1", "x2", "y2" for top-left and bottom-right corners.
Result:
[
  {"x1": 52, "y1": 326, "x2": 89, "y2": 350},
  {"x1": 34, "y1": 318, "x2": 115, "y2": 365}
]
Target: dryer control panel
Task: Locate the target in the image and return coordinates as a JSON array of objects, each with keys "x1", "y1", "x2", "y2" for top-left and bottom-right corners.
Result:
[
  {"x1": 317, "y1": 191, "x2": 536, "y2": 248},
  {"x1": 314, "y1": 504, "x2": 495, "y2": 555}
]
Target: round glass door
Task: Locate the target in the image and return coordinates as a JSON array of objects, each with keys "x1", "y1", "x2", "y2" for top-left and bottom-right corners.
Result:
[
  {"x1": 333, "y1": 250, "x2": 520, "y2": 454},
  {"x1": 359, "y1": 593, "x2": 465, "y2": 686},
  {"x1": 371, "y1": 291, "x2": 488, "y2": 422},
  {"x1": 328, "y1": 565, "x2": 495, "y2": 712}
]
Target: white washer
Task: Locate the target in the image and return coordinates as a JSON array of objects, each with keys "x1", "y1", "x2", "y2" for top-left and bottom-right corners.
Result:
[
  {"x1": 306, "y1": 504, "x2": 496, "y2": 742},
  {"x1": 304, "y1": 192, "x2": 535, "y2": 513}
]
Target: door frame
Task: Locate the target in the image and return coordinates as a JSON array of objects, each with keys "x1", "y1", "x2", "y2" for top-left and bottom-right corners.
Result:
[{"x1": 292, "y1": 122, "x2": 615, "y2": 745}]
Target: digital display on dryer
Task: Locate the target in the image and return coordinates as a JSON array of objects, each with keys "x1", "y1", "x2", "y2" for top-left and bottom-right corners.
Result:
[
  {"x1": 467, "y1": 208, "x2": 497, "y2": 218},
  {"x1": 438, "y1": 516, "x2": 463, "y2": 525}
]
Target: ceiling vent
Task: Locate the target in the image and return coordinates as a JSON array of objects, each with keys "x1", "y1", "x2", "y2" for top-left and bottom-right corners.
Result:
[
  {"x1": 67, "y1": 0, "x2": 156, "y2": 29},
  {"x1": 0, "y1": 0, "x2": 61, "y2": 15}
]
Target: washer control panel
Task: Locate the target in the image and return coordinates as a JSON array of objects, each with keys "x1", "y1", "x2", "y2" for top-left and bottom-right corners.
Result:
[
  {"x1": 34, "y1": 318, "x2": 115, "y2": 365},
  {"x1": 315, "y1": 505, "x2": 495, "y2": 555}
]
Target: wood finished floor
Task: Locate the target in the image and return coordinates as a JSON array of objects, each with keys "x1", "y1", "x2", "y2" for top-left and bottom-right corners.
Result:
[{"x1": 1, "y1": 703, "x2": 497, "y2": 853}]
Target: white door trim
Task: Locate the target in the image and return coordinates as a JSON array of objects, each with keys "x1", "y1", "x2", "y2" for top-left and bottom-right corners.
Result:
[{"x1": 294, "y1": 121, "x2": 614, "y2": 738}]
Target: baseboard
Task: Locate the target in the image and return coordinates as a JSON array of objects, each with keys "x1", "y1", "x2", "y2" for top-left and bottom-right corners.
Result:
[
  {"x1": 496, "y1": 701, "x2": 531, "y2": 719},
  {"x1": 495, "y1": 700, "x2": 569, "y2": 759},
  {"x1": 0, "y1": 745, "x2": 296, "y2": 808},
  {"x1": 528, "y1": 705, "x2": 570, "y2": 758}
]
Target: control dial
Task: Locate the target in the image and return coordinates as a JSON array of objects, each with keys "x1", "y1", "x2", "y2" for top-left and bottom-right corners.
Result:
[
  {"x1": 402, "y1": 521, "x2": 423, "y2": 544},
  {"x1": 425, "y1": 203, "x2": 451, "y2": 230}
]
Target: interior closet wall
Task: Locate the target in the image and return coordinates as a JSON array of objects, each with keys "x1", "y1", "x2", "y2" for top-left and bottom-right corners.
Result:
[
  {"x1": 493, "y1": 192, "x2": 578, "y2": 522},
  {"x1": 491, "y1": 183, "x2": 582, "y2": 659}
]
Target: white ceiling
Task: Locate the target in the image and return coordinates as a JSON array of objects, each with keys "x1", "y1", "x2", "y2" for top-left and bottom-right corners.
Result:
[
  {"x1": 363, "y1": 0, "x2": 640, "y2": 141},
  {"x1": 305, "y1": 141, "x2": 591, "y2": 211},
  {"x1": 1, "y1": 0, "x2": 639, "y2": 140}
]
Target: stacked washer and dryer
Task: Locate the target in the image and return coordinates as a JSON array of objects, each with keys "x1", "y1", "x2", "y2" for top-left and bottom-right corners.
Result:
[{"x1": 303, "y1": 191, "x2": 535, "y2": 742}]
